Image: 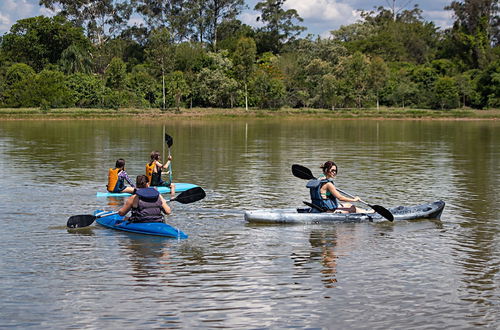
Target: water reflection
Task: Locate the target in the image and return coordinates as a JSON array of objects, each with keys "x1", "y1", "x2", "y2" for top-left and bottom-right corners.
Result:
[
  {"x1": 308, "y1": 230, "x2": 339, "y2": 287},
  {"x1": 117, "y1": 235, "x2": 173, "y2": 280},
  {"x1": 66, "y1": 227, "x2": 96, "y2": 236}
]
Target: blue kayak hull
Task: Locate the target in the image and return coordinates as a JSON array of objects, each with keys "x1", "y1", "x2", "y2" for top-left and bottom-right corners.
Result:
[
  {"x1": 96, "y1": 183, "x2": 198, "y2": 197},
  {"x1": 94, "y1": 210, "x2": 188, "y2": 238}
]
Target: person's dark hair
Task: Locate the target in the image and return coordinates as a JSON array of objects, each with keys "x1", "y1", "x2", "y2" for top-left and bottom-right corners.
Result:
[
  {"x1": 115, "y1": 158, "x2": 126, "y2": 168},
  {"x1": 150, "y1": 151, "x2": 160, "y2": 162},
  {"x1": 320, "y1": 161, "x2": 338, "y2": 175},
  {"x1": 136, "y1": 175, "x2": 149, "y2": 188}
]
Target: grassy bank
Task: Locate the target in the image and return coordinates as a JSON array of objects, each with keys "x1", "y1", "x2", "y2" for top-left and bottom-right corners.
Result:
[{"x1": 0, "y1": 107, "x2": 499, "y2": 120}]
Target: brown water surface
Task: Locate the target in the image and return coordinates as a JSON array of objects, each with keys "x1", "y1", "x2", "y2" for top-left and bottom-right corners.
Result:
[{"x1": 0, "y1": 119, "x2": 498, "y2": 328}]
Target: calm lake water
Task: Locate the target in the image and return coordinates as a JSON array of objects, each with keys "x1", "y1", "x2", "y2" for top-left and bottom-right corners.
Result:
[{"x1": 0, "y1": 118, "x2": 498, "y2": 329}]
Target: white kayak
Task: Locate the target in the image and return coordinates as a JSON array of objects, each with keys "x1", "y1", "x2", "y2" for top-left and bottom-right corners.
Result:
[{"x1": 245, "y1": 200, "x2": 445, "y2": 224}]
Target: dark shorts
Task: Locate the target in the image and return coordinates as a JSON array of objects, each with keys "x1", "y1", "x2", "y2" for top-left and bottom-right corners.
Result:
[{"x1": 111, "y1": 180, "x2": 126, "y2": 193}]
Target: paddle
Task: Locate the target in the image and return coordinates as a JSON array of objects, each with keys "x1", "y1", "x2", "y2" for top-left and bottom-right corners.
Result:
[
  {"x1": 67, "y1": 187, "x2": 206, "y2": 228},
  {"x1": 291, "y1": 164, "x2": 394, "y2": 221},
  {"x1": 165, "y1": 133, "x2": 173, "y2": 184}
]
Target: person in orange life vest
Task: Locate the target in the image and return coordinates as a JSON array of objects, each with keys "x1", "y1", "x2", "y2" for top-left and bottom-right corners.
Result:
[
  {"x1": 145, "y1": 151, "x2": 175, "y2": 198},
  {"x1": 107, "y1": 158, "x2": 136, "y2": 194},
  {"x1": 118, "y1": 175, "x2": 171, "y2": 222}
]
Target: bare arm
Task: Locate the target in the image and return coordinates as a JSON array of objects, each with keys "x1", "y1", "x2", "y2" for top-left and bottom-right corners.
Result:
[
  {"x1": 325, "y1": 182, "x2": 360, "y2": 203},
  {"x1": 159, "y1": 195, "x2": 171, "y2": 215},
  {"x1": 118, "y1": 195, "x2": 136, "y2": 216}
]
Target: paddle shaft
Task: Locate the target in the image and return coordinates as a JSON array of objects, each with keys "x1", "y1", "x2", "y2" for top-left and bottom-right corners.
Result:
[
  {"x1": 336, "y1": 188, "x2": 368, "y2": 207},
  {"x1": 162, "y1": 126, "x2": 166, "y2": 165}
]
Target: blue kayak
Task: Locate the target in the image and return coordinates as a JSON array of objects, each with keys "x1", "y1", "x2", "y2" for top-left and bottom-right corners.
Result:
[
  {"x1": 94, "y1": 210, "x2": 188, "y2": 238},
  {"x1": 96, "y1": 182, "x2": 198, "y2": 197}
]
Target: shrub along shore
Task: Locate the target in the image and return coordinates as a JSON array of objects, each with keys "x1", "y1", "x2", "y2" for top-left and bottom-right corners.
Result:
[{"x1": 0, "y1": 107, "x2": 498, "y2": 120}]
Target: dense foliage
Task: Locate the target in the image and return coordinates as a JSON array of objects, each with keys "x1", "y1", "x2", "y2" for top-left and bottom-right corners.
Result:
[{"x1": 0, "y1": 0, "x2": 498, "y2": 110}]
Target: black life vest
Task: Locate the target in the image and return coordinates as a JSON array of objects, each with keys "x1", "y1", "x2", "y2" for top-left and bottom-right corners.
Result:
[
  {"x1": 130, "y1": 188, "x2": 164, "y2": 223},
  {"x1": 307, "y1": 179, "x2": 338, "y2": 213}
]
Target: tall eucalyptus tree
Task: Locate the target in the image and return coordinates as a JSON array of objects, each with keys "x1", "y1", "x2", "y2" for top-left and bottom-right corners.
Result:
[
  {"x1": 254, "y1": 0, "x2": 306, "y2": 53},
  {"x1": 39, "y1": 0, "x2": 133, "y2": 45},
  {"x1": 445, "y1": 0, "x2": 499, "y2": 68},
  {"x1": 188, "y1": 0, "x2": 245, "y2": 49},
  {"x1": 132, "y1": 0, "x2": 192, "y2": 41}
]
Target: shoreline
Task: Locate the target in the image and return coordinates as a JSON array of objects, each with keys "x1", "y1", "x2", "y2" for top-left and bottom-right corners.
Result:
[{"x1": 0, "y1": 107, "x2": 499, "y2": 120}]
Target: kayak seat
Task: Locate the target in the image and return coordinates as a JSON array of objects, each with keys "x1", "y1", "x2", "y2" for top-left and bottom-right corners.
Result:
[{"x1": 303, "y1": 201, "x2": 327, "y2": 213}]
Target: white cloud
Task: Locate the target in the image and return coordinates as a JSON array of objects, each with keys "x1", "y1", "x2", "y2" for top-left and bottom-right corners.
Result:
[
  {"x1": 0, "y1": 12, "x2": 11, "y2": 32},
  {"x1": 240, "y1": 12, "x2": 264, "y2": 28},
  {"x1": 425, "y1": 10, "x2": 454, "y2": 29},
  {"x1": 285, "y1": 0, "x2": 357, "y2": 22},
  {"x1": 4, "y1": 0, "x2": 36, "y2": 17}
]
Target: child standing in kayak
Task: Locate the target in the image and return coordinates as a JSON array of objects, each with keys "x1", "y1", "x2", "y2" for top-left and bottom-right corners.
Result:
[
  {"x1": 118, "y1": 175, "x2": 171, "y2": 222},
  {"x1": 107, "y1": 159, "x2": 136, "y2": 194},
  {"x1": 145, "y1": 151, "x2": 175, "y2": 198},
  {"x1": 310, "y1": 161, "x2": 368, "y2": 213}
]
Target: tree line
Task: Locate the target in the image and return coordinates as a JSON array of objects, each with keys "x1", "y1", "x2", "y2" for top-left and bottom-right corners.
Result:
[{"x1": 0, "y1": 0, "x2": 498, "y2": 111}]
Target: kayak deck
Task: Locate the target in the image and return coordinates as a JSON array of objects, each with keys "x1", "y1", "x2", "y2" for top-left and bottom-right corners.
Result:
[
  {"x1": 96, "y1": 182, "x2": 198, "y2": 197},
  {"x1": 94, "y1": 210, "x2": 188, "y2": 238},
  {"x1": 245, "y1": 200, "x2": 445, "y2": 224}
]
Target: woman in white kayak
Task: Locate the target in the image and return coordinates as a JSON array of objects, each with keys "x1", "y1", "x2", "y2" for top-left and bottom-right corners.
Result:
[
  {"x1": 118, "y1": 175, "x2": 171, "y2": 222},
  {"x1": 308, "y1": 161, "x2": 371, "y2": 213}
]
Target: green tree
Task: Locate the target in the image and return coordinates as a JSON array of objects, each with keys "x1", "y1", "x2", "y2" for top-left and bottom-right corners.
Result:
[
  {"x1": 5, "y1": 63, "x2": 36, "y2": 86},
  {"x1": 232, "y1": 37, "x2": 256, "y2": 110},
  {"x1": 1, "y1": 16, "x2": 91, "y2": 71},
  {"x1": 165, "y1": 71, "x2": 189, "y2": 112},
  {"x1": 145, "y1": 27, "x2": 175, "y2": 109},
  {"x1": 105, "y1": 57, "x2": 127, "y2": 89},
  {"x1": 195, "y1": 51, "x2": 238, "y2": 107},
  {"x1": 368, "y1": 56, "x2": 389, "y2": 109},
  {"x1": 58, "y1": 44, "x2": 93, "y2": 74},
  {"x1": 66, "y1": 73, "x2": 105, "y2": 107},
  {"x1": 249, "y1": 52, "x2": 285, "y2": 109},
  {"x1": 216, "y1": 19, "x2": 255, "y2": 52},
  {"x1": 127, "y1": 64, "x2": 158, "y2": 107},
  {"x1": 254, "y1": 0, "x2": 306, "y2": 53},
  {"x1": 133, "y1": 0, "x2": 193, "y2": 41},
  {"x1": 331, "y1": 6, "x2": 439, "y2": 64},
  {"x1": 475, "y1": 59, "x2": 500, "y2": 107},
  {"x1": 202, "y1": 0, "x2": 246, "y2": 49},
  {"x1": 4, "y1": 69, "x2": 72, "y2": 108},
  {"x1": 303, "y1": 58, "x2": 334, "y2": 108},
  {"x1": 444, "y1": 0, "x2": 499, "y2": 69},
  {"x1": 39, "y1": 0, "x2": 133, "y2": 45},
  {"x1": 335, "y1": 52, "x2": 372, "y2": 108},
  {"x1": 433, "y1": 76, "x2": 459, "y2": 109},
  {"x1": 454, "y1": 70, "x2": 478, "y2": 107}
]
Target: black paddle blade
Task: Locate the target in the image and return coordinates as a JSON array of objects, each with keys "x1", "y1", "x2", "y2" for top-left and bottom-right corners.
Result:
[
  {"x1": 67, "y1": 215, "x2": 97, "y2": 228},
  {"x1": 292, "y1": 164, "x2": 316, "y2": 180},
  {"x1": 172, "y1": 187, "x2": 206, "y2": 204},
  {"x1": 165, "y1": 134, "x2": 173, "y2": 148},
  {"x1": 370, "y1": 205, "x2": 394, "y2": 222}
]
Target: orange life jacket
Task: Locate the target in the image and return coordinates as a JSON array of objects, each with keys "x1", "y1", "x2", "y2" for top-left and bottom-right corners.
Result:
[
  {"x1": 145, "y1": 162, "x2": 155, "y2": 183},
  {"x1": 107, "y1": 168, "x2": 120, "y2": 192}
]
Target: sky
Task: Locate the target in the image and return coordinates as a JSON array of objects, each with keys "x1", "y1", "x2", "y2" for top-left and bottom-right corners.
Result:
[{"x1": 0, "y1": 0, "x2": 455, "y2": 37}]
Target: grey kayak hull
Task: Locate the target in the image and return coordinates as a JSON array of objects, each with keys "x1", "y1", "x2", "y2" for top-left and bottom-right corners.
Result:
[{"x1": 244, "y1": 200, "x2": 445, "y2": 224}]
